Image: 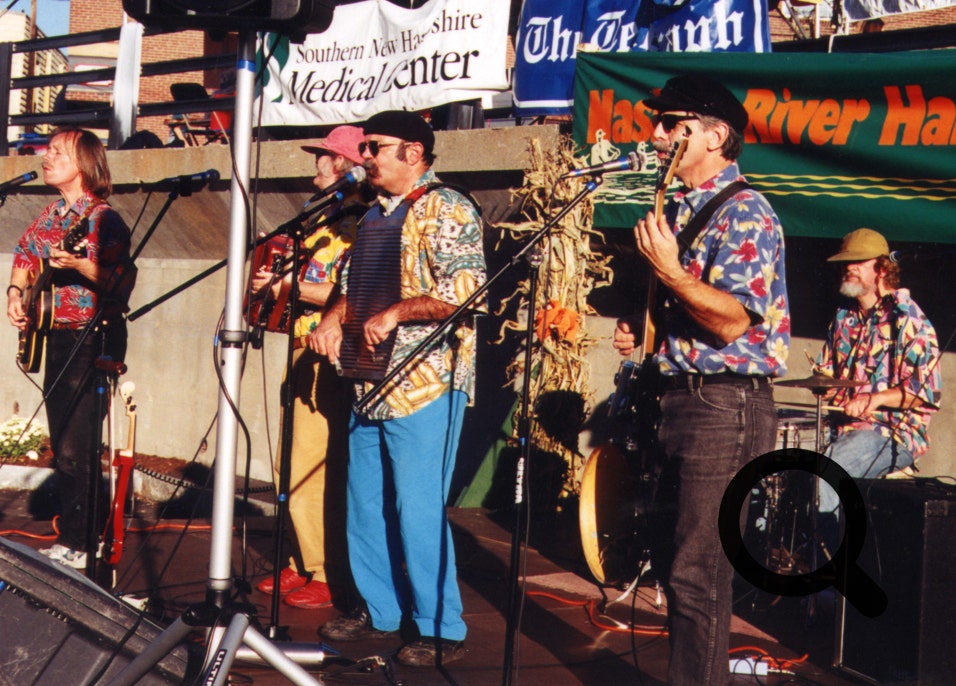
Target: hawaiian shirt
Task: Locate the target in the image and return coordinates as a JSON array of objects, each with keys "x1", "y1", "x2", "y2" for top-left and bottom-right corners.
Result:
[
  {"x1": 656, "y1": 163, "x2": 790, "y2": 377},
  {"x1": 816, "y1": 289, "x2": 941, "y2": 457},
  {"x1": 343, "y1": 169, "x2": 487, "y2": 420},
  {"x1": 293, "y1": 197, "x2": 361, "y2": 338},
  {"x1": 13, "y1": 192, "x2": 133, "y2": 326}
]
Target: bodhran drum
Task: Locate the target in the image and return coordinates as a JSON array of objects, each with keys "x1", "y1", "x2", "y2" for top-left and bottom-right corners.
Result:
[{"x1": 579, "y1": 444, "x2": 657, "y2": 586}]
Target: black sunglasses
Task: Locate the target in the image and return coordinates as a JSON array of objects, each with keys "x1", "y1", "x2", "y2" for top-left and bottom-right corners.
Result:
[
  {"x1": 359, "y1": 140, "x2": 399, "y2": 156},
  {"x1": 652, "y1": 113, "x2": 698, "y2": 133}
]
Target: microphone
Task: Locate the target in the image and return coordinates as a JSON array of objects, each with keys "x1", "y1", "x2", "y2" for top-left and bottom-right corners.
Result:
[
  {"x1": 561, "y1": 151, "x2": 643, "y2": 178},
  {"x1": 888, "y1": 250, "x2": 913, "y2": 263},
  {"x1": 144, "y1": 169, "x2": 220, "y2": 194},
  {"x1": 0, "y1": 170, "x2": 38, "y2": 193},
  {"x1": 304, "y1": 166, "x2": 366, "y2": 207}
]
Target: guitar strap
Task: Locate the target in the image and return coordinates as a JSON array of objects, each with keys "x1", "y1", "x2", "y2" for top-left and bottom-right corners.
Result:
[
  {"x1": 650, "y1": 180, "x2": 753, "y2": 335},
  {"x1": 675, "y1": 180, "x2": 751, "y2": 257}
]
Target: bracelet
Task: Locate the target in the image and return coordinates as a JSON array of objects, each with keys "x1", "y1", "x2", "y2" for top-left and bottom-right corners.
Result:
[{"x1": 6, "y1": 284, "x2": 22, "y2": 298}]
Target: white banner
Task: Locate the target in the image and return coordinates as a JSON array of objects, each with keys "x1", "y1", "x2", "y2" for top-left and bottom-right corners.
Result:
[
  {"x1": 844, "y1": 0, "x2": 956, "y2": 21},
  {"x1": 258, "y1": 0, "x2": 511, "y2": 126}
]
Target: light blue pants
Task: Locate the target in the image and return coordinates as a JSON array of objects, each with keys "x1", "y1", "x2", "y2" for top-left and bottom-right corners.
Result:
[
  {"x1": 819, "y1": 428, "x2": 914, "y2": 515},
  {"x1": 347, "y1": 391, "x2": 467, "y2": 641}
]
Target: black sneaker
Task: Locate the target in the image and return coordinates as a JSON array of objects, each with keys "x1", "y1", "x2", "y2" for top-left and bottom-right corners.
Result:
[
  {"x1": 396, "y1": 638, "x2": 466, "y2": 666},
  {"x1": 319, "y1": 607, "x2": 397, "y2": 642}
]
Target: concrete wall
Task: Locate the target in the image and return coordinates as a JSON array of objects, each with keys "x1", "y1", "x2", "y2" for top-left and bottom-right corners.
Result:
[
  {"x1": 0, "y1": 126, "x2": 558, "y2": 483},
  {"x1": 1, "y1": 124, "x2": 953, "y2": 489}
]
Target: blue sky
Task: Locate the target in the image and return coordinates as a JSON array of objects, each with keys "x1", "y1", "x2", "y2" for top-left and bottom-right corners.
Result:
[{"x1": 13, "y1": 0, "x2": 71, "y2": 38}]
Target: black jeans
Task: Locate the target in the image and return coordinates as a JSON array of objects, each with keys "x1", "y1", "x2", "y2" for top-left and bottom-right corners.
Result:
[
  {"x1": 44, "y1": 322, "x2": 127, "y2": 553},
  {"x1": 655, "y1": 379, "x2": 776, "y2": 686}
]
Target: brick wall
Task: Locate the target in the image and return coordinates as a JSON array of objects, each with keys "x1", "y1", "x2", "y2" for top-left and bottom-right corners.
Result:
[
  {"x1": 69, "y1": 0, "x2": 232, "y2": 143},
  {"x1": 771, "y1": 4, "x2": 956, "y2": 42}
]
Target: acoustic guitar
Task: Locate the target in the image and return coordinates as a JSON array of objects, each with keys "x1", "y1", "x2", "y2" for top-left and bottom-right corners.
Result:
[{"x1": 17, "y1": 218, "x2": 90, "y2": 373}]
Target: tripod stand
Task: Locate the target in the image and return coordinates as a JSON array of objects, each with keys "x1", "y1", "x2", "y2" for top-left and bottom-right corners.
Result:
[{"x1": 107, "y1": 33, "x2": 328, "y2": 686}]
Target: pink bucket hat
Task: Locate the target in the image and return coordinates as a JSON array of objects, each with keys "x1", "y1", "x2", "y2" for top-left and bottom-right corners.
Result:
[{"x1": 300, "y1": 125, "x2": 365, "y2": 165}]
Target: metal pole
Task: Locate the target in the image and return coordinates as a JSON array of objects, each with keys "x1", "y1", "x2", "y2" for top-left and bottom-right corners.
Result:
[{"x1": 205, "y1": 31, "x2": 256, "y2": 603}]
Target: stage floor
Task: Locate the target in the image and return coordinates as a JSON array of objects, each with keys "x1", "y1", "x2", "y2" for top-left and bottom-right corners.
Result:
[{"x1": 0, "y1": 483, "x2": 862, "y2": 686}]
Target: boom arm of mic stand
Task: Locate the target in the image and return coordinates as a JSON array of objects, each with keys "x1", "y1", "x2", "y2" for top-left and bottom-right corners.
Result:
[
  {"x1": 127, "y1": 196, "x2": 340, "y2": 322},
  {"x1": 354, "y1": 177, "x2": 603, "y2": 415}
]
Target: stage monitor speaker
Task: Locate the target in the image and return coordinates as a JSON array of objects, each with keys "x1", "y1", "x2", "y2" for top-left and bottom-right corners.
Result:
[
  {"x1": 835, "y1": 478, "x2": 956, "y2": 685},
  {"x1": 0, "y1": 537, "x2": 197, "y2": 685},
  {"x1": 122, "y1": 0, "x2": 335, "y2": 35}
]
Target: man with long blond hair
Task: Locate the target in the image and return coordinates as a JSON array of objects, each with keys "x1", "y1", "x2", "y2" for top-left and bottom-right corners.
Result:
[{"x1": 7, "y1": 127, "x2": 134, "y2": 573}]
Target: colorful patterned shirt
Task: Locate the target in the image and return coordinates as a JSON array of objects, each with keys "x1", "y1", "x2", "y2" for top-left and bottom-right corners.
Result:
[
  {"x1": 816, "y1": 289, "x2": 941, "y2": 457},
  {"x1": 344, "y1": 170, "x2": 486, "y2": 420},
  {"x1": 293, "y1": 197, "x2": 361, "y2": 338},
  {"x1": 656, "y1": 163, "x2": 790, "y2": 377},
  {"x1": 13, "y1": 192, "x2": 133, "y2": 326}
]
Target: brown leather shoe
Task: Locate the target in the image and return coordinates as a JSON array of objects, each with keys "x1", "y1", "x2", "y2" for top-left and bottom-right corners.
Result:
[
  {"x1": 256, "y1": 567, "x2": 310, "y2": 594},
  {"x1": 397, "y1": 638, "x2": 466, "y2": 666},
  {"x1": 284, "y1": 580, "x2": 333, "y2": 610},
  {"x1": 319, "y1": 607, "x2": 398, "y2": 642}
]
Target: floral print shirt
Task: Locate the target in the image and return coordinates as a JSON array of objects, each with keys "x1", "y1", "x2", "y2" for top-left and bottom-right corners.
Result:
[
  {"x1": 13, "y1": 192, "x2": 132, "y2": 326},
  {"x1": 293, "y1": 197, "x2": 360, "y2": 338},
  {"x1": 656, "y1": 163, "x2": 790, "y2": 377},
  {"x1": 344, "y1": 170, "x2": 486, "y2": 420},
  {"x1": 816, "y1": 289, "x2": 941, "y2": 457}
]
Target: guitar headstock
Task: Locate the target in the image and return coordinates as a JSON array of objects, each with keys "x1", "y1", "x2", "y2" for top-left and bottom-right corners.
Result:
[
  {"x1": 120, "y1": 381, "x2": 136, "y2": 416},
  {"x1": 654, "y1": 134, "x2": 690, "y2": 216},
  {"x1": 61, "y1": 217, "x2": 90, "y2": 257}
]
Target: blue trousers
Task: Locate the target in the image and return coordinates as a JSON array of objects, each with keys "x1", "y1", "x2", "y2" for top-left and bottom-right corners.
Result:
[
  {"x1": 819, "y1": 428, "x2": 914, "y2": 515},
  {"x1": 347, "y1": 391, "x2": 467, "y2": 641}
]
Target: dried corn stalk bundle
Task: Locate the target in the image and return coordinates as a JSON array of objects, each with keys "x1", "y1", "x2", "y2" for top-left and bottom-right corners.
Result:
[{"x1": 495, "y1": 134, "x2": 615, "y2": 497}]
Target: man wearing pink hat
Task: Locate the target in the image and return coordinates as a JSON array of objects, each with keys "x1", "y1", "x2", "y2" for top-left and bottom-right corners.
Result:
[{"x1": 253, "y1": 125, "x2": 367, "y2": 609}]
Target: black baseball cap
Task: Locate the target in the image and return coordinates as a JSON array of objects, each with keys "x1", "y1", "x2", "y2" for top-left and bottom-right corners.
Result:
[
  {"x1": 363, "y1": 110, "x2": 435, "y2": 156},
  {"x1": 645, "y1": 75, "x2": 748, "y2": 134}
]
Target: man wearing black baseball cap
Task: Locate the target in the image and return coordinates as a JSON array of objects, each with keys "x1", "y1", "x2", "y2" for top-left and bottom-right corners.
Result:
[
  {"x1": 310, "y1": 110, "x2": 486, "y2": 667},
  {"x1": 613, "y1": 75, "x2": 789, "y2": 686}
]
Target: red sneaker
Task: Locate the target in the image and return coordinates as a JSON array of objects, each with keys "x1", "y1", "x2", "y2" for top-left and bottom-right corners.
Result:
[
  {"x1": 257, "y1": 567, "x2": 310, "y2": 595},
  {"x1": 284, "y1": 580, "x2": 333, "y2": 610}
]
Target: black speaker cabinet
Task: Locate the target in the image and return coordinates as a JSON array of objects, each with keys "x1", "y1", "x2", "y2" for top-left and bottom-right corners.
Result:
[
  {"x1": 0, "y1": 537, "x2": 194, "y2": 685},
  {"x1": 835, "y1": 478, "x2": 956, "y2": 685}
]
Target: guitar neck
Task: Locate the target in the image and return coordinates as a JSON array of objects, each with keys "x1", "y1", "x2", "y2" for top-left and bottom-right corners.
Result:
[{"x1": 640, "y1": 136, "x2": 688, "y2": 361}]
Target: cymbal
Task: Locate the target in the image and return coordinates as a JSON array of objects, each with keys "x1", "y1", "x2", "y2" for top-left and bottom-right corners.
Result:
[{"x1": 776, "y1": 373, "x2": 865, "y2": 390}]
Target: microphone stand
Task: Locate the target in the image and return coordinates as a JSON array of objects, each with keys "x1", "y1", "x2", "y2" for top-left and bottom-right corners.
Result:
[
  {"x1": 263, "y1": 201, "x2": 310, "y2": 639},
  {"x1": 127, "y1": 192, "x2": 344, "y2": 323},
  {"x1": 350, "y1": 176, "x2": 602, "y2": 686}
]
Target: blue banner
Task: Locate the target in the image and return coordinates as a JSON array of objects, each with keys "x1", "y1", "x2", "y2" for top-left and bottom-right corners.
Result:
[{"x1": 513, "y1": 0, "x2": 770, "y2": 116}]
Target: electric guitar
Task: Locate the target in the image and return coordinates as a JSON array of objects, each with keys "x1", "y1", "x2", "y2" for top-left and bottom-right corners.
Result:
[
  {"x1": 640, "y1": 134, "x2": 689, "y2": 360},
  {"x1": 17, "y1": 218, "x2": 90, "y2": 373},
  {"x1": 609, "y1": 136, "x2": 688, "y2": 442},
  {"x1": 103, "y1": 381, "x2": 135, "y2": 567}
]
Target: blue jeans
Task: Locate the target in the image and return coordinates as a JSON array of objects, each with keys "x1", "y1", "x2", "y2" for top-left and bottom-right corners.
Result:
[
  {"x1": 347, "y1": 391, "x2": 467, "y2": 642},
  {"x1": 818, "y1": 428, "x2": 914, "y2": 515},
  {"x1": 655, "y1": 380, "x2": 776, "y2": 686}
]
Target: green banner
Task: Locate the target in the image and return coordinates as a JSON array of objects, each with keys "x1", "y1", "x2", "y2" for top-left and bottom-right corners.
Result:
[{"x1": 572, "y1": 50, "x2": 956, "y2": 243}]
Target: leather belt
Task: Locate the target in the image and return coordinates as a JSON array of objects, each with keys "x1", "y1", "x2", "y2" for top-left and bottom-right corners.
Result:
[
  {"x1": 50, "y1": 320, "x2": 87, "y2": 330},
  {"x1": 661, "y1": 373, "x2": 770, "y2": 392}
]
